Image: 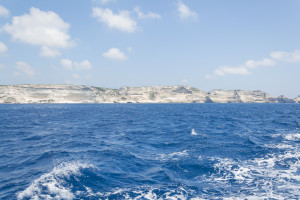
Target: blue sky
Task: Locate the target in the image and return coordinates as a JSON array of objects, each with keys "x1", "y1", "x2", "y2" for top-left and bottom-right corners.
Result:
[{"x1": 0, "y1": 0, "x2": 300, "y2": 97}]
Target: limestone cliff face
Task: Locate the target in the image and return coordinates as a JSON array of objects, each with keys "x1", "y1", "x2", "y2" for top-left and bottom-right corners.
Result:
[
  {"x1": 293, "y1": 96, "x2": 300, "y2": 103},
  {"x1": 0, "y1": 85, "x2": 297, "y2": 103},
  {"x1": 208, "y1": 90, "x2": 271, "y2": 103},
  {"x1": 105, "y1": 86, "x2": 208, "y2": 103},
  {"x1": 0, "y1": 85, "x2": 99, "y2": 104},
  {"x1": 270, "y1": 95, "x2": 296, "y2": 103}
]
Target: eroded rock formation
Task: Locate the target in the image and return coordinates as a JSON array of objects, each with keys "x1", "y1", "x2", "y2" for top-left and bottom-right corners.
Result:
[{"x1": 0, "y1": 85, "x2": 297, "y2": 103}]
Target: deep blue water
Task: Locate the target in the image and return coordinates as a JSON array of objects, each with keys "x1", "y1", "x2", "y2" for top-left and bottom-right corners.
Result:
[{"x1": 0, "y1": 104, "x2": 300, "y2": 199}]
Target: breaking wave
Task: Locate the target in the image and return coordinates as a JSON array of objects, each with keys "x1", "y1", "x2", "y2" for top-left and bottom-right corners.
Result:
[
  {"x1": 199, "y1": 132, "x2": 300, "y2": 199},
  {"x1": 191, "y1": 128, "x2": 199, "y2": 135},
  {"x1": 17, "y1": 162, "x2": 94, "y2": 200}
]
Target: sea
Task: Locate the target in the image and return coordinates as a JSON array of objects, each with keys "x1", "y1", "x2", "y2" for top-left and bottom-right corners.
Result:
[{"x1": 0, "y1": 104, "x2": 300, "y2": 200}]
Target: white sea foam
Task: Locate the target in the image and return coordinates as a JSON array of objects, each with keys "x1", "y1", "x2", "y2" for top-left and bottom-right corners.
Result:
[
  {"x1": 52, "y1": 182, "x2": 192, "y2": 200},
  {"x1": 17, "y1": 161, "x2": 93, "y2": 200},
  {"x1": 284, "y1": 133, "x2": 300, "y2": 141},
  {"x1": 102, "y1": 186, "x2": 191, "y2": 200},
  {"x1": 157, "y1": 150, "x2": 188, "y2": 161},
  {"x1": 206, "y1": 146, "x2": 300, "y2": 199},
  {"x1": 264, "y1": 143, "x2": 294, "y2": 149},
  {"x1": 270, "y1": 133, "x2": 282, "y2": 138},
  {"x1": 271, "y1": 132, "x2": 300, "y2": 141},
  {"x1": 191, "y1": 128, "x2": 198, "y2": 135}
]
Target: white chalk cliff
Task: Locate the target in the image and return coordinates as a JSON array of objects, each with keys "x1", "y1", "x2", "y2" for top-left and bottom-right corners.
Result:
[
  {"x1": 0, "y1": 85, "x2": 297, "y2": 103},
  {"x1": 294, "y1": 96, "x2": 300, "y2": 103}
]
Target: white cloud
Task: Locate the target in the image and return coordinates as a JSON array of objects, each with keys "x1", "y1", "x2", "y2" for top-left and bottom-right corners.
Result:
[
  {"x1": 206, "y1": 57, "x2": 276, "y2": 79},
  {"x1": 39, "y1": 46, "x2": 61, "y2": 57},
  {"x1": 0, "y1": 64, "x2": 5, "y2": 69},
  {"x1": 0, "y1": 41, "x2": 8, "y2": 55},
  {"x1": 3, "y1": 7, "x2": 74, "y2": 55},
  {"x1": 74, "y1": 60, "x2": 92, "y2": 70},
  {"x1": 134, "y1": 6, "x2": 161, "y2": 20},
  {"x1": 177, "y1": 1, "x2": 198, "y2": 20},
  {"x1": 61, "y1": 59, "x2": 92, "y2": 70},
  {"x1": 16, "y1": 61, "x2": 34, "y2": 76},
  {"x1": 270, "y1": 50, "x2": 300, "y2": 63},
  {"x1": 0, "y1": 5, "x2": 9, "y2": 17},
  {"x1": 60, "y1": 59, "x2": 73, "y2": 70},
  {"x1": 243, "y1": 58, "x2": 276, "y2": 69},
  {"x1": 103, "y1": 48, "x2": 127, "y2": 60},
  {"x1": 213, "y1": 66, "x2": 251, "y2": 77},
  {"x1": 206, "y1": 50, "x2": 300, "y2": 79},
  {"x1": 92, "y1": 7, "x2": 137, "y2": 32}
]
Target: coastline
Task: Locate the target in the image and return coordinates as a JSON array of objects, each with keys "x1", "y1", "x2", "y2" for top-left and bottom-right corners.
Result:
[{"x1": 0, "y1": 84, "x2": 299, "y2": 104}]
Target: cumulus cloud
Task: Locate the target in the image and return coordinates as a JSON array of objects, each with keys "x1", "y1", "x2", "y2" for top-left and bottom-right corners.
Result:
[
  {"x1": 270, "y1": 50, "x2": 300, "y2": 63},
  {"x1": 39, "y1": 46, "x2": 61, "y2": 57},
  {"x1": 103, "y1": 48, "x2": 127, "y2": 60},
  {"x1": 92, "y1": 7, "x2": 137, "y2": 32},
  {"x1": 134, "y1": 6, "x2": 161, "y2": 20},
  {"x1": 3, "y1": 7, "x2": 74, "y2": 57},
  {"x1": 206, "y1": 58, "x2": 276, "y2": 79},
  {"x1": 74, "y1": 60, "x2": 92, "y2": 70},
  {"x1": 16, "y1": 61, "x2": 34, "y2": 76},
  {"x1": 0, "y1": 5, "x2": 9, "y2": 17},
  {"x1": 213, "y1": 66, "x2": 251, "y2": 77},
  {"x1": 0, "y1": 42, "x2": 8, "y2": 55},
  {"x1": 206, "y1": 50, "x2": 300, "y2": 79},
  {"x1": 242, "y1": 58, "x2": 276, "y2": 69},
  {"x1": 177, "y1": 1, "x2": 198, "y2": 20},
  {"x1": 60, "y1": 59, "x2": 92, "y2": 70}
]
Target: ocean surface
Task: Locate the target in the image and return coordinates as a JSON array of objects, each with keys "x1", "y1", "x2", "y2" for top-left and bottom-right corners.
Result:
[{"x1": 0, "y1": 104, "x2": 300, "y2": 200}]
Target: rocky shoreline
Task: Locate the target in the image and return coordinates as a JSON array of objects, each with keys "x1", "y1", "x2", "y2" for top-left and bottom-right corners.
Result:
[{"x1": 0, "y1": 85, "x2": 299, "y2": 104}]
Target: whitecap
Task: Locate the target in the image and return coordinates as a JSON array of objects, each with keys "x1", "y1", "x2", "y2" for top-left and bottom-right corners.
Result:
[
  {"x1": 17, "y1": 161, "x2": 94, "y2": 200},
  {"x1": 284, "y1": 133, "x2": 300, "y2": 141},
  {"x1": 264, "y1": 143, "x2": 294, "y2": 149},
  {"x1": 191, "y1": 128, "x2": 198, "y2": 135},
  {"x1": 157, "y1": 150, "x2": 188, "y2": 161},
  {"x1": 101, "y1": 186, "x2": 192, "y2": 200},
  {"x1": 206, "y1": 148, "x2": 300, "y2": 199}
]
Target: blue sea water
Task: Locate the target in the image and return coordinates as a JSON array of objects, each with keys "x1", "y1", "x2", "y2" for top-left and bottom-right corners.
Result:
[{"x1": 0, "y1": 104, "x2": 300, "y2": 200}]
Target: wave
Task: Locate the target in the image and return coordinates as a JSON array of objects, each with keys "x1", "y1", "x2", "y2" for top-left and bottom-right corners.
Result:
[
  {"x1": 203, "y1": 147, "x2": 300, "y2": 199},
  {"x1": 264, "y1": 143, "x2": 294, "y2": 149},
  {"x1": 191, "y1": 128, "x2": 208, "y2": 137},
  {"x1": 191, "y1": 128, "x2": 199, "y2": 135},
  {"x1": 271, "y1": 132, "x2": 300, "y2": 141},
  {"x1": 284, "y1": 133, "x2": 300, "y2": 141},
  {"x1": 105, "y1": 186, "x2": 190, "y2": 199},
  {"x1": 157, "y1": 150, "x2": 189, "y2": 161},
  {"x1": 15, "y1": 145, "x2": 300, "y2": 199},
  {"x1": 81, "y1": 186, "x2": 195, "y2": 200},
  {"x1": 14, "y1": 129, "x2": 300, "y2": 199},
  {"x1": 17, "y1": 161, "x2": 94, "y2": 200}
]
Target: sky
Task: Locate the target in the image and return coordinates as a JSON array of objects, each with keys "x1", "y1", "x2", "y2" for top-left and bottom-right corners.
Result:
[{"x1": 0, "y1": 0, "x2": 300, "y2": 98}]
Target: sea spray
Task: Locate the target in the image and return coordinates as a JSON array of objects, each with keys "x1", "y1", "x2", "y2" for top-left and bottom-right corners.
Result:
[{"x1": 17, "y1": 162, "x2": 94, "y2": 200}]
